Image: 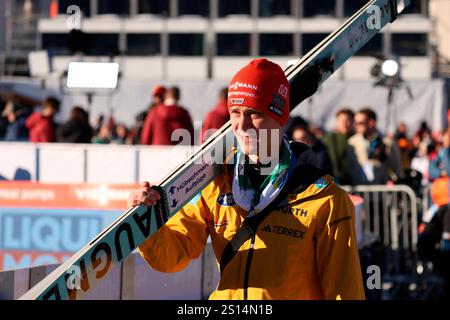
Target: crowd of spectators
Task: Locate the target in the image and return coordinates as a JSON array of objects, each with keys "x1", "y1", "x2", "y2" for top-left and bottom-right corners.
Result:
[
  {"x1": 284, "y1": 107, "x2": 444, "y2": 190},
  {"x1": 0, "y1": 85, "x2": 447, "y2": 189},
  {"x1": 0, "y1": 85, "x2": 195, "y2": 146}
]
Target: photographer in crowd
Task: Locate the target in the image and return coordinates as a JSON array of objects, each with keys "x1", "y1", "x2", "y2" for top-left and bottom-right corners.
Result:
[{"x1": 348, "y1": 108, "x2": 404, "y2": 184}]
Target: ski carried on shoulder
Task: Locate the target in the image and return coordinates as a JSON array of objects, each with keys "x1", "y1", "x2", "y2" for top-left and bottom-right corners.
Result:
[{"x1": 20, "y1": 0, "x2": 410, "y2": 300}]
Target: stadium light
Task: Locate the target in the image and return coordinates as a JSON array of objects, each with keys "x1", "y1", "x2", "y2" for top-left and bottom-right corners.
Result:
[
  {"x1": 381, "y1": 59, "x2": 399, "y2": 77},
  {"x1": 370, "y1": 57, "x2": 401, "y2": 80},
  {"x1": 370, "y1": 56, "x2": 413, "y2": 135},
  {"x1": 66, "y1": 62, "x2": 119, "y2": 89}
]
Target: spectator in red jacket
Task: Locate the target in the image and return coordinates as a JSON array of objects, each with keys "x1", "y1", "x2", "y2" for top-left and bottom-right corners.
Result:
[
  {"x1": 150, "y1": 85, "x2": 166, "y2": 109},
  {"x1": 200, "y1": 87, "x2": 229, "y2": 143},
  {"x1": 136, "y1": 85, "x2": 166, "y2": 144},
  {"x1": 141, "y1": 86, "x2": 194, "y2": 146},
  {"x1": 25, "y1": 97, "x2": 60, "y2": 143}
]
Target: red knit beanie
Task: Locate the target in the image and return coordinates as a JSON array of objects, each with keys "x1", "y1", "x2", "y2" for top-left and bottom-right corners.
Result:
[{"x1": 227, "y1": 59, "x2": 290, "y2": 126}]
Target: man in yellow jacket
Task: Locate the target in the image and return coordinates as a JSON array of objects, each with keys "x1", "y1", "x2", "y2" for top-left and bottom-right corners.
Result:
[{"x1": 128, "y1": 59, "x2": 365, "y2": 300}]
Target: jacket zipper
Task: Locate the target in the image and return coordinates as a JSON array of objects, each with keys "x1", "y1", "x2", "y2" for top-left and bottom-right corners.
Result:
[{"x1": 243, "y1": 234, "x2": 256, "y2": 300}]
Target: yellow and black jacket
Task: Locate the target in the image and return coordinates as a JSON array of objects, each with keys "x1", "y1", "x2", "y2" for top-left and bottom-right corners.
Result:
[{"x1": 138, "y1": 144, "x2": 366, "y2": 300}]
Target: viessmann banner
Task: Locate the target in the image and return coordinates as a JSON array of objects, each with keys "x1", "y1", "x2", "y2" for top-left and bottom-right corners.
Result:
[{"x1": 0, "y1": 182, "x2": 136, "y2": 271}]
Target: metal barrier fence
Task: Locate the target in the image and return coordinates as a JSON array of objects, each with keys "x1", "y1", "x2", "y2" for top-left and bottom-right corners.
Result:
[
  {"x1": 342, "y1": 184, "x2": 422, "y2": 299},
  {"x1": 342, "y1": 184, "x2": 419, "y2": 252}
]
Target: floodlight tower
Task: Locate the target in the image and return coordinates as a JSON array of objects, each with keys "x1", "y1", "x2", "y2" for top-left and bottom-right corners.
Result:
[{"x1": 371, "y1": 57, "x2": 413, "y2": 135}]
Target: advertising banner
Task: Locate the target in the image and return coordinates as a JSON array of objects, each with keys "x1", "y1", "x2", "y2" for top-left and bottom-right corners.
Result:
[{"x1": 0, "y1": 182, "x2": 135, "y2": 271}]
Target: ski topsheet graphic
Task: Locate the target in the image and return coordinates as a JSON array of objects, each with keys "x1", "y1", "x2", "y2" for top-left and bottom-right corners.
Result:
[{"x1": 20, "y1": 0, "x2": 410, "y2": 300}]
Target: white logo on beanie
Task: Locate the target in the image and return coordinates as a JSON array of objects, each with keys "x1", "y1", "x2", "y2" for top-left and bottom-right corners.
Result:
[{"x1": 229, "y1": 81, "x2": 258, "y2": 91}]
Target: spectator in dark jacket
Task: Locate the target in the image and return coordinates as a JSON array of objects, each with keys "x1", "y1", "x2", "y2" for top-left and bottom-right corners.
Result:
[
  {"x1": 0, "y1": 104, "x2": 7, "y2": 140},
  {"x1": 25, "y1": 97, "x2": 60, "y2": 143},
  {"x1": 2, "y1": 101, "x2": 32, "y2": 142},
  {"x1": 141, "y1": 86, "x2": 194, "y2": 146},
  {"x1": 200, "y1": 87, "x2": 229, "y2": 143},
  {"x1": 285, "y1": 116, "x2": 333, "y2": 176},
  {"x1": 57, "y1": 106, "x2": 92, "y2": 143}
]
